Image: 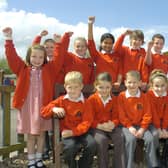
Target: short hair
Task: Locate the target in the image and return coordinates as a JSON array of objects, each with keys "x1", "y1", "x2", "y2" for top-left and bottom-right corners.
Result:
[
  {"x1": 74, "y1": 37, "x2": 87, "y2": 46},
  {"x1": 64, "y1": 71, "x2": 83, "y2": 85},
  {"x1": 149, "y1": 69, "x2": 168, "y2": 85},
  {"x1": 43, "y1": 38, "x2": 55, "y2": 45},
  {"x1": 94, "y1": 72, "x2": 112, "y2": 87},
  {"x1": 152, "y1": 34, "x2": 165, "y2": 44},
  {"x1": 125, "y1": 70, "x2": 141, "y2": 81},
  {"x1": 130, "y1": 30, "x2": 144, "y2": 44},
  {"x1": 26, "y1": 45, "x2": 48, "y2": 66}
]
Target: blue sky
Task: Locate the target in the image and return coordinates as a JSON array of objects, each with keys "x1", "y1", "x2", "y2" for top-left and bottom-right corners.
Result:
[{"x1": 1, "y1": 0, "x2": 168, "y2": 57}]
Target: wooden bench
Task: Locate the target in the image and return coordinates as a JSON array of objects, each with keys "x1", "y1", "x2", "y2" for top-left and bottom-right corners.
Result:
[{"x1": 53, "y1": 84, "x2": 94, "y2": 168}]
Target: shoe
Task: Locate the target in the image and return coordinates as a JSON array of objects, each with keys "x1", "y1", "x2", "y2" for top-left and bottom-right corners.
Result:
[
  {"x1": 27, "y1": 163, "x2": 36, "y2": 168},
  {"x1": 42, "y1": 151, "x2": 50, "y2": 160},
  {"x1": 35, "y1": 160, "x2": 46, "y2": 168}
]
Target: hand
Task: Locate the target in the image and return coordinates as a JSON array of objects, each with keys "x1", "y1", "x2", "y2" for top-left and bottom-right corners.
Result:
[
  {"x1": 112, "y1": 82, "x2": 120, "y2": 90},
  {"x1": 62, "y1": 130, "x2": 73, "y2": 138},
  {"x1": 135, "y1": 128, "x2": 145, "y2": 138},
  {"x1": 158, "y1": 128, "x2": 164, "y2": 138},
  {"x1": 88, "y1": 16, "x2": 95, "y2": 24},
  {"x1": 53, "y1": 34, "x2": 61, "y2": 43},
  {"x1": 2, "y1": 27, "x2": 12, "y2": 39},
  {"x1": 129, "y1": 126, "x2": 137, "y2": 136},
  {"x1": 147, "y1": 41, "x2": 153, "y2": 49},
  {"x1": 124, "y1": 29, "x2": 133, "y2": 36},
  {"x1": 66, "y1": 31, "x2": 73, "y2": 37},
  {"x1": 107, "y1": 120, "x2": 115, "y2": 130},
  {"x1": 140, "y1": 82, "x2": 148, "y2": 92},
  {"x1": 52, "y1": 107, "x2": 65, "y2": 118},
  {"x1": 162, "y1": 129, "x2": 168, "y2": 138},
  {"x1": 40, "y1": 30, "x2": 48, "y2": 37}
]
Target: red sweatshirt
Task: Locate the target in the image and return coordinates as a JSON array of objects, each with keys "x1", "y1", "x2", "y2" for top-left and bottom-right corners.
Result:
[
  {"x1": 88, "y1": 39, "x2": 122, "y2": 82},
  {"x1": 41, "y1": 95, "x2": 93, "y2": 136},
  {"x1": 88, "y1": 92, "x2": 119, "y2": 128},
  {"x1": 147, "y1": 90, "x2": 168, "y2": 129},
  {"x1": 114, "y1": 34, "x2": 149, "y2": 82},
  {"x1": 118, "y1": 91, "x2": 152, "y2": 129}
]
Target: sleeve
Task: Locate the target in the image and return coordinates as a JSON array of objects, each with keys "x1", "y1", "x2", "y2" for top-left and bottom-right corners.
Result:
[
  {"x1": 162, "y1": 98, "x2": 168, "y2": 129},
  {"x1": 72, "y1": 99, "x2": 94, "y2": 136},
  {"x1": 5, "y1": 40, "x2": 25, "y2": 75},
  {"x1": 140, "y1": 94, "x2": 152, "y2": 129},
  {"x1": 41, "y1": 97, "x2": 61, "y2": 119},
  {"x1": 88, "y1": 39, "x2": 100, "y2": 61},
  {"x1": 32, "y1": 35, "x2": 42, "y2": 45}
]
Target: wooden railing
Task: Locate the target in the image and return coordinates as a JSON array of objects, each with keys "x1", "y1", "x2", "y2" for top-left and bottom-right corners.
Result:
[{"x1": 0, "y1": 71, "x2": 26, "y2": 159}]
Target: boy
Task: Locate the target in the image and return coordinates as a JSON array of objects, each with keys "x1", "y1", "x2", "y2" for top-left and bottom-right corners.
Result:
[
  {"x1": 41, "y1": 71, "x2": 96, "y2": 168},
  {"x1": 145, "y1": 33, "x2": 168, "y2": 75},
  {"x1": 118, "y1": 70, "x2": 159, "y2": 168},
  {"x1": 114, "y1": 30, "x2": 149, "y2": 88}
]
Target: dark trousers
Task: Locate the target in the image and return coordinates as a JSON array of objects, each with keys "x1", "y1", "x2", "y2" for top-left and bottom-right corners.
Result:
[
  {"x1": 62, "y1": 133, "x2": 96, "y2": 168},
  {"x1": 93, "y1": 127, "x2": 126, "y2": 168}
]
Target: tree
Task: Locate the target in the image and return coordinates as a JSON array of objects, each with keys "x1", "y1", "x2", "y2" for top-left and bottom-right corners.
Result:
[{"x1": 0, "y1": 58, "x2": 12, "y2": 74}]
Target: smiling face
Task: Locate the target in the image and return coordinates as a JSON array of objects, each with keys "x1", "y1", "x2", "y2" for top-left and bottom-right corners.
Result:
[
  {"x1": 44, "y1": 41, "x2": 55, "y2": 60},
  {"x1": 130, "y1": 38, "x2": 143, "y2": 49},
  {"x1": 30, "y1": 49, "x2": 45, "y2": 68},
  {"x1": 74, "y1": 38, "x2": 87, "y2": 57},
  {"x1": 152, "y1": 37, "x2": 164, "y2": 53},
  {"x1": 151, "y1": 76, "x2": 167, "y2": 96},
  {"x1": 101, "y1": 38, "x2": 113, "y2": 53},
  {"x1": 95, "y1": 80, "x2": 112, "y2": 100}
]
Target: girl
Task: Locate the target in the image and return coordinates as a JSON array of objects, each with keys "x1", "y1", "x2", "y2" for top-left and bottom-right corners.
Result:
[
  {"x1": 58, "y1": 32, "x2": 95, "y2": 84},
  {"x1": 88, "y1": 16, "x2": 122, "y2": 90},
  {"x1": 88, "y1": 72, "x2": 125, "y2": 168},
  {"x1": 2, "y1": 27, "x2": 64, "y2": 168}
]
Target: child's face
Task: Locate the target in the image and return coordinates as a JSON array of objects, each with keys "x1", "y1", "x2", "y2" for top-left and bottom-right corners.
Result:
[
  {"x1": 125, "y1": 76, "x2": 141, "y2": 95},
  {"x1": 152, "y1": 77, "x2": 167, "y2": 96},
  {"x1": 44, "y1": 41, "x2": 55, "y2": 60},
  {"x1": 30, "y1": 49, "x2": 45, "y2": 68},
  {"x1": 152, "y1": 37, "x2": 164, "y2": 53},
  {"x1": 95, "y1": 80, "x2": 112, "y2": 100},
  {"x1": 64, "y1": 82, "x2": 83, "y2": 101},
  {"x1": 101, "y1": 38, "x2": 113, "y2": 53},
  {"x1": 74, "y1": 39, "x2": 87, "y2": 57},
  {"x1": 130, "y1": 38, "x2": 143, "y2": 49}
]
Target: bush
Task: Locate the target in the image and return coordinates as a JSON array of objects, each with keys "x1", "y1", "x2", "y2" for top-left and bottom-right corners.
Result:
[{"x1": 0, "y1": 58, "x2": 12, "y2": 74}]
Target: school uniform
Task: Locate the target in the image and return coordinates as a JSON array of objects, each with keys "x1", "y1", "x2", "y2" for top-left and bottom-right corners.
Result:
[
  {"x1": 88, "y1": 92, "x2": 125, "y2": 168},
  {"x1": 118, "y1": 90, "x2": 159, "y2": 168},
  {"x1": 41, "y1": 93, "x2": 96, "y2": 168}
]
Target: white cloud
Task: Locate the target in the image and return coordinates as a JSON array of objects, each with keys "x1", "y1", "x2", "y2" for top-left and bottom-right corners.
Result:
[{"x1": 0, "y1": 2, "x2": 168, "y2": 60}]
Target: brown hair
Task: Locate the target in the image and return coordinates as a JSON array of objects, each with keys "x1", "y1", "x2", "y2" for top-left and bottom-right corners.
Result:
[
  {"x1": 26, "y1": 45, "x2": 48, "y2": 66},
  {"x1": 125, "y1": 70, "x2": 141, "y2": 81},
  {"x1": 130, "y1": 30, "x2": 144, "y2": 44},
  {"x1": 152, "y1": 34, "x2": 165, "y2": 44}
]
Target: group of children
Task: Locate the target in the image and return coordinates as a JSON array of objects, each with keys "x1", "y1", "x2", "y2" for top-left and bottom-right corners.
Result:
[{"x1": 2, "y1": 15, "x2": 168, "y2": 168}]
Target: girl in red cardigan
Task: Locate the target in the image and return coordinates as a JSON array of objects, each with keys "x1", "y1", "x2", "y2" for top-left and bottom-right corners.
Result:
[
  {"x1": 2, "y1": 27, "x2": 64, "y2": 168},
  {"x1": 88, "y1": 72, "x2": 125, "y2": 168}
]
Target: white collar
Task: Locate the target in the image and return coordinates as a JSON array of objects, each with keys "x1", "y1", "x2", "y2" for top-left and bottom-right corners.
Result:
[
  {"x1": 129, "y1": 46, "x2": 140, "y2": 50},
  {"x1": 74, "y1": 52, "x2": 88, "y2": 58},
  {"x1": 98, "y1": 94, "x2": 112, "y2": 106},
  {"x1": 101, "y1": 50, "x2": 113, "y2": 54},
  {"x1": 151, "y1": 47, "x2": 162, "y2": 55},
  {"x1": 153, "y1": 90, "x2": 167, "y2": 97},
  {"x1": 63, "y1": 93, "x2": 85, "y2": 102},
  {"x1": 125, "y1": 89, "x2": 141, "y2": 98}
]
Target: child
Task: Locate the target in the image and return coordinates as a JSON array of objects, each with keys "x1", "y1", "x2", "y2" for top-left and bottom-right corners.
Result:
[
  {"x1": 41, "y1": 71, "x2": 96, "y2": 168},
  {"x1": 2, "y1": 27, "x2": 64, "y2": 168},
  {"x1": 145, "y1": 34, "x2": 168, "y2": 75},
  {"x1": 88, "y1": 16, "x2": 122, "y2": 90},
  {"x1": 59, "y1": 32, "x2": 95, "y2": 84},
  {"x1": 118, "y1": 70, "x2": 159, "y2": 168},
  {"x1": 114, "y1": 29, "x2": 149, "y2": 89},
  {"x1": 88, "y1": 72, "x2": 125, "y2": 168}
]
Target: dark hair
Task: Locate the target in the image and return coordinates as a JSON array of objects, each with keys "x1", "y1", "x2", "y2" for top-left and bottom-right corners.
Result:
[
  {"x1": 130, "y1": 30, "x2": 144, "y2": 44},
  {"x1": 99, "y1": 33, "x2": 115, "y2": 51},
  {"x1": 152, "y1": 34, "x2": 165, "y2": 44},
  {"x1": 94, "y1": 72, "x2": 112, "y2": 87},
  {"x1": 26, "y1": 45, "x2": 48, "y2": 66}
]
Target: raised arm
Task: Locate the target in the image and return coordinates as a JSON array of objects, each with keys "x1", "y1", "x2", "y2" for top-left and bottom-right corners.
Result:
[
  {"x1": 88, "y1": 16, "x2": 95, "y2": 40},
  {"x1": 144, "y1": 41, "x2": 153, "y2": 65},
  {"x1": 32, "y1": 30, "x2": 48, "y2": 45},
  {"x1": 2, "y1": 27, "x2": 25, "y2": 75}
]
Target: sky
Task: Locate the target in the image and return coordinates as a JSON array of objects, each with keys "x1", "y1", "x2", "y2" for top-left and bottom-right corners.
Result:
[{"x1": 1, "y1": 0, "x2": 168, "y2": 58}]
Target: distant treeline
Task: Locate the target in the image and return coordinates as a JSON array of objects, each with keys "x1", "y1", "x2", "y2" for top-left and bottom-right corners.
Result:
[{"x1": 0, "y1": 58, "x2": 12, "y2": 74}]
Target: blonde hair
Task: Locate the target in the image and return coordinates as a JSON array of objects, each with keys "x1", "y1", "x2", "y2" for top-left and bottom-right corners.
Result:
[
  {"x1": 125, "y1": 70, "x2": 141, "y2": 81},
  {"x1": 94, "y1": 72, "x2": 112, "y2": 87},
  {"x1": 64, "y1": 71, "x2": 83, "y2": 85},
  {"x1": 149, "y1": 69, "x2": 168, "y2": 87}
]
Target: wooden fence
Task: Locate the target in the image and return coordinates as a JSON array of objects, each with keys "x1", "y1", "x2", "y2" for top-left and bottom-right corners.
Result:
[{"x1": 0, "y1": 70, "x2": 26, "y2": 159}]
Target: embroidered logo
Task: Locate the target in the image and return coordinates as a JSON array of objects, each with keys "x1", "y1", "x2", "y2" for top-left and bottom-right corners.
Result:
[
  {"x1": 76, "y1": 111, "x2": 82, "y2": 117},
  {"x1": 137, "y1": 103, "x2": 143, "y2": 110}
]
